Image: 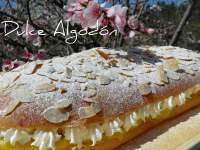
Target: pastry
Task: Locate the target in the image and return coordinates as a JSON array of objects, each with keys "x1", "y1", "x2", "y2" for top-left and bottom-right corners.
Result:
[{"x1": 0, "y1": 46, "x2": 200, "y2": 150}]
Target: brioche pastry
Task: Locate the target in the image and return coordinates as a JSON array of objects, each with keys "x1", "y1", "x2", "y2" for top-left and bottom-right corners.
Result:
[{"x1": 0, "y1": 46, "x2": 200, "y2": 150}]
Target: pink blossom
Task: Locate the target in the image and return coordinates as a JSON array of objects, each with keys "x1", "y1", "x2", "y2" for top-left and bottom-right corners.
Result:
[
  {"x1": 107, "y1": 5, "x2": 128, "y2": 33},
  {"x1": 2, "y1": 59, "x2": 13, "y2": 71},
  {"x1": 22, "y1": 49, "x2": 33, "y2": 61},
  {"x1": 2, "y1": 59, "x2": 23, "y2": 71},
  {"x1": 128, "y1": 16, "x2": 140, "y2": 30},
  {"x1": 129, "y1": 31, "x2": 136, "y2": 38},
  {"x1": 128, "y1": 16, "x2": 155, "y2": 36},
  {"x1": 71, "y1": 11, "x2": 86, "y2": 26},
  {"x1": 21, "y1": 24, "x2": 42, "y2": 47},
  {"x1": 64, "y1": 3, "x2": 83, "y2": 21},
  {"x1": 82, "y1": 1, "x2": 101, "y2": 27},
  {"x1": 101, "y1": 17, "x2": 110, "y2": 26},
  {"x1": 146, "y1": 28, "x2": 155, "y2": 35},
  {"x1": 36, "y1": 50, "x2": 45, "y2": 60}
]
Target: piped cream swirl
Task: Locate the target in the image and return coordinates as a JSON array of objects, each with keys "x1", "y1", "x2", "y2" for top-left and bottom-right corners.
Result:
[
  {"x1": 0, "y1": 129, "x2": 31, "y2": 145},
  {"x1": 31, "y1": 130, "x2": 61, "y2": 150}
]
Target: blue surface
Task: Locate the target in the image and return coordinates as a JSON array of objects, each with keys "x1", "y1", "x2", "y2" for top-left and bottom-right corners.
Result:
[
  {"x1": 0, "y1": 0, "x2": 16, "y2": 8},
  {"x1": 95, "y1": 0, "x2": 187, "y2": 6}
]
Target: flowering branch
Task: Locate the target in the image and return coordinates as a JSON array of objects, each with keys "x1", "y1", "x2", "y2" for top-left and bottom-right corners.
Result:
[{"x1": 64, "y1": 0, "x2": 154, "y2": 43}]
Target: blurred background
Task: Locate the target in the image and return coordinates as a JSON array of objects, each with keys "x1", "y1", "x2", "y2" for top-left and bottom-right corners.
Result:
[{"x1": 0, "y1": 0, "x2": 199, "y2": 71}]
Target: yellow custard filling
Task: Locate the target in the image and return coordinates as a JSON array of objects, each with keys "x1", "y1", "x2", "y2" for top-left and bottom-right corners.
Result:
[{"x1": 0, "y1": 84, "x2": 200, "y2": 150}]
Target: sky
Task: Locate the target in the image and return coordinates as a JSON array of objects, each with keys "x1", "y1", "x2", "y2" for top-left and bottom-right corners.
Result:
[{"x1": 148, "y1": 0, "x2": 187, "y2": 5}]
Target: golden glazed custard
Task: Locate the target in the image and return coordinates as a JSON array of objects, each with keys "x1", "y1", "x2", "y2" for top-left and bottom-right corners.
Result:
[{"x1": 0, "y1": 84, "x2": 200, "y2": 150}]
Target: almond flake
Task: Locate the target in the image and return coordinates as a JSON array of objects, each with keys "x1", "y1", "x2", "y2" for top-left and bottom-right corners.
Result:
[
  {"x1": 138, "y1": 83, "x2": 152, "y2": 96},
  {"x1": 108, "y1": 59, "x2": 118, "y2": 67},
  {"x1": 96, "y1": 49, "x2": 109, "y2": 60},
  {"x1": 78, "y1": 103, "x2": 101, "y2": 119},
  {"x1": 65, "y1": 67, "x2": 72, "y2": 78},
  {"x1": 166, "y1": 71, "x2": 180, "y2": 80},
  {"x1": 87, "y1": 73, "x2": 96, "y2": 80},
  {"x1": 37, "y1": 65, "x2": 56, "y2": 75},
  {"x1": 42, "y1": 107, "x2": 69, "y2": 123},
  {"x1": 73, "y1": 70, "x2": 86, "y2": 77},
  {"x1": 53, "y1": 99, "x2": 72, "y2": 109},
  {"x1": 83, "y1": 89, "x2": 97, "y2": 98},
  {"x1": 10, "y1": 87, "x2": 34, "y2": 102},
  {"x1": 184, "y1": 68, "x2": 195, "y2": 75},
  {"x1": 46, "y1": 73, "x2": 59, "y2": 81},
  {"x1": 58, "y1": 88, "x2": 67, "y2": 94},
  {"x1": 34, "y1": 83, "x2": 56, "y2": 94},
  {"x1": 191, "y1": 65, "x2": 199, "y2": 71},
  {"x1": 0, "y1": 72, "x2": 20, "y2": 89},
  {"x1": 23, "y1": 62, "x2": 38, "y2": 75},
  {"x1": 74, "y1": 77, "x2": 87, "y2": 83},
  {"x1": 46, "y1": 66, "x2": 56, "y2": 74},
  {"x1": 119, "y1": 70, "x2": 133, "y2": 77},
  {"x1": 53, "y1": 63, "x2": 65, "y2": 74},
  {"x1": 156, "y1": 66, "x2": 168, "y2": 83},
  {"x1": 1, "y1": 99, "x2": 20, "y2": 116},
  {"x1": 118, "y1": 59, "x2": 130, "y2": 67},
  {"x1": 98, "y1": 76, "x2": 111, "y2": 85},
  {"x1": 163, "y1": 58, "x2": 179, "y2": 71}
]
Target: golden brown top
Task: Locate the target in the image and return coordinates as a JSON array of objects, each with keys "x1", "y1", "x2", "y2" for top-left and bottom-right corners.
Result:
[{"x1": 0, "y1": 46, "x2": 199, "y2": 128}]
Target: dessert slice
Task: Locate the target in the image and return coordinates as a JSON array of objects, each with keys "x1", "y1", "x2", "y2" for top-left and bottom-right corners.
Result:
[{"x1": 0, "y1": 46, "x2": 199, "y2": 150}]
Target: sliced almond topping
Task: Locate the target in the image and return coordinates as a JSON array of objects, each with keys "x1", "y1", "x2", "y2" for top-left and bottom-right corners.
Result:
[
  {"x1": 65, "y1": 67, "x2": 72, "y2": 79},
  {"x1": 184, "y1": 68, "x2": 195, "y2": 75},
  {"x1": 74, "y1": 77, "x2": 87, "y2": 83},
  {"x1": 0, "y1": 81, "x2": 9, "y2": 90},
  {"x1": 119, "y1": 70, "x2": 134, "y2": 77},
  {"x1": 46, "y1": 73, "x2": 59, "y2": 81},
  {"x1": 34, "y1": 83, "x2": 56, "y2": 94},
  {"x1": 73, "y1": 70, "x2": 86, "y2": 78},
  {"x1": 10, "y1": 87, "x2": 34, "y2": 102},
  {"x1": 165, "y1": 47, "x2": 175, "y2": 50},
  {"x1": 156, "y1": 66, "x2": 168, "y2": 83},
  {"x1": 53, "y1": 63, "x2": 65, "y2": 74},
  {"x1": 87, "y1": 73, "x2": 96, "y2": 80},
  {"x1": 118, "y1": 59, "x2": 130, "y2": 67},
  {"x1": 166, "y1": 71, "x2": 180, "y2": 80},
  {"x1": 138, "y1": 83, "x2": 152, "y2": 96},
  {"x1": 46, "y1": 66, "x2": 56, "y2": 74},
  {"x1": 98, "y1": 76, "x2": 111, "y2": 85},
  {"x1": 83, "y1": 89, "x2": 97, "y2": 98},
  {"x1": 78, "y1": 103, "x2": 101, "y2": 119},
  {"x1": 23, "y1": 62, "x2": 38, "y2": 75},
  {"x1": 58, "y1": 88, "x2": 67, "y2": 94},
  {"x1": 37, "y1": 65, "x2": 56, "y2": 76},
  {"x1": 191, "y1": 65, "x2": 199, "y2": 71},
  {"x1": 0, "y1": 72, "x2": 20, "y2": 89},
  {"x1": 96, "y1": 49, "x2": 109, "y2": 60},
  {"x1": 108, "y1": 59, "x2": 118, "y2": 67},
  {"x1": 163, "y1": 58, "x2": 179, "y2": 71},
  {"x1": 1, "y1": 99, "x2": 20, "y2": 116},
  {"x1": 42, "y1": 107, "x2": 69, "y2": 123},
  {"x1": 54, "y1": 99, "x2": 72, "y2": 109}
]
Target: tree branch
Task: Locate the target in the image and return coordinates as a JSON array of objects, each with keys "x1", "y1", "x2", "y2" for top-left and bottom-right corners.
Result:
[{"x1": 170, "y1": 0, "x2": 197, "y2": 46}]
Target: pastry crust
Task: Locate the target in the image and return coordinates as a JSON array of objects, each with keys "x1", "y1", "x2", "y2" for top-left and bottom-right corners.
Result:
[{"x1": 0, "y1": 46, "x2": 200, "y2": 128}]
